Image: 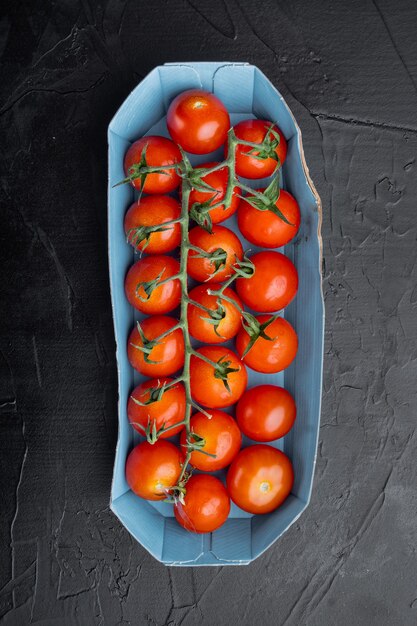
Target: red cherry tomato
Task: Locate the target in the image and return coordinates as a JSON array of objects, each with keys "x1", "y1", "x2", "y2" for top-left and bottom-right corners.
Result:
[
  {"x1": 126, "y1": 440, "x2": 182, "y2": 500},
  {"x1": 127, "y1": 316, "x2": 184, "y2": 377},
  {"x1": 231, "y1": 119, "x2": 287, "y2": 179},
  {"x1": 236, "y1": 385, "x2": 296, "y2": 441},
  {"x1": 128, "y1": 378, "x2": 186, "y2": 439},
  {"x1": 124, "y1": 136, "x2": 181, "y2": 194},
  {"x1": 180, "y1": 410, "x2": 242, "y2": 471},
  {"x1": 190, "y1": 346, "x2": 247, "y2": 409},
  {"x1": 226, "y1": 444, "x2": 294, "y2": 514},
  {"x1": 167, "y1": 89, "x2": 230, "y2": 154},
  {"x1": 187, "y1": 284, "x2": 242, "y2": 344},
  {"x1": 174, "y1": 474, "x2": 230, "y2": 532},
  {"x1": 187, "y1": 162, "x2": 240, "y2": 225},
  {"x1": 124, "y1": 196, "x2": 181, "y2": 254},
  {"x1": 236, "y1": 315, "x2": 298, "y2": 373},
  {"x1": 125, "y1": 255, "x2": 181, "y2": 314},
  {"x1": 238, "y1": 189, "x2": 301, "y2": 248},
  {"x1": 188, "y1": 225, "x2": 243, "y2": 283},
  {"x1": 236, "y1": 251, "x2": 298, "y2": 313}
]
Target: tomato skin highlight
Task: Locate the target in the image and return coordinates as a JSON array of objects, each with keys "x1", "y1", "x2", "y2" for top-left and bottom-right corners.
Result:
[
  {"x1": 231, "y1": 119, "x2": 287, "y2": 179},
  {"x1": 124, "y1": 136, "x2": 181, "y2": 194},
  {"x1": 174, "y1": 474, "x2": 230, "y2": 532},
  {"x1": 167, "y1": 89, "x2": 230, "y2": 155},
  {"x1": 128, "y1": 377, "x2": 186, "y2": 438},
  {"x1": 187, "y1": 161, "x2": 240, "y2": 224},
  {"x1": 226, "y1": 444, "x2": 294, "y2": 514},
  {"x1": 236, "y1": 315, "x2": 298, "y2": 374},
  {"x1": 127, "y1": 315, "x2": 184, "y2": 377},
  {"x1": 125, "y1": 255, "x2": 181, "y2": 314},
  {"x1": 236, "y1": 385, "x2": 296, "y2": 441},
  {"x1": 236, "y1": 251, "x2": 298, "y2": 313},
  {"x1": 190, "y1": 346, "x2": 247, "y2": 409},
  {"x1": 126, "y1": 440, "x2": 182, "y2": 501},
  {"x1": 180, "y1": 410, "x2": 242, "y2": 471},
  {"x1": 238, "y1": 189, "x2": 301, "y2": 248},
  {"x1": 187, "y1": 284, "x2": 242, "y2": 344},
  {"x1": 124, "y1": 196, "x2": 181, "y2": 254},
  {"x1": 187, "y1": 225, "x2": 244, "y2": 283}
]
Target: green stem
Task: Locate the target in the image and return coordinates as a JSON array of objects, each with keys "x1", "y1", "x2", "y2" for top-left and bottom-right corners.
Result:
[
  {"x1": 179, "y1": 180, "x2": 193, "y2": 443},
  {"x1": 190, "y1": 348, "x2": 219, "y2": 369},
  {"x1": 238, "y1": 182, "x2": 269, "y2": 197}
]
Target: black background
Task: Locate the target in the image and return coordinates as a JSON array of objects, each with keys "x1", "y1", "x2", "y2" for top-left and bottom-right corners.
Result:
[{"x1": 1, "y1": 1, "x2": 417, "y2": 625}]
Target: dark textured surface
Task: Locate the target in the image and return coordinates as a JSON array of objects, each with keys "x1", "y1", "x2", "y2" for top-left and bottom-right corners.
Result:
[{"x1": 1, "y1": 0, "x2": 416, "y2": 624}]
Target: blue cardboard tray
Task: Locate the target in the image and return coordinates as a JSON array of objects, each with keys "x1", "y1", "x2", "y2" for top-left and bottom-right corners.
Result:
[{"x1": 108, "y1": 62, "x2": 324, "y2": 566}]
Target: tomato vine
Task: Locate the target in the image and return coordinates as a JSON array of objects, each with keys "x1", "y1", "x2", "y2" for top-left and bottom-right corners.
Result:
[{"x1": 119, "y1": 126, "x2": 286, "y2": 501}]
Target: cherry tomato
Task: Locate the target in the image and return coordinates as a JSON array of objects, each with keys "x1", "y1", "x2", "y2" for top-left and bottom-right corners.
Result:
[
  {"x1": 174, "y1": 474, "x2": 230, "y2": 532},
  {"x1": 187, "y1": 162, "x2": 240, "y2": 224},
  {"x1": 126, "y1": 440, "x2": 182, "y2": 500},
  {"x1": 226, "y1": 444, "x2": 294, "y2": 514},
  {"x1": 127, "y1": 315, "x2": 184, "y2": 377},
  {"x1": 187, "y1": 284, "x2": 242, "y2": 344},
  {"x1": 236, "y1": 315, "x2": 298, "y2": 373},
  {"x1": 124, "y1": 136, "x2": 181, "y2": 194},
  {"x1": 167, "y1": 89, "x2": 230, "y2": 154},
  {"x1": 124, "y1": 196, "x2": 181, "y2": 254},
  {"x1": 236, "y1": 385, "x2": 296, "y2": 441},
  {"x1": 190, "y1": 346, "x2": 247, "y2": 409},
  {"x1": 238, "y1": 189, "x2": 301, "y2": 248},
  {"x1": 231, "y1": 119, "x2": 287, "y2": 179},
  {"x1": 180, "y1": 410, "x2": 242, "y2": 471},
  {"x1": 125, "y1": 255, "x2": 181, "y2": 314},
  {"x1": 128, "y1": 377, "x2": 186, "y2": 439},
  {"x1": 188, "y1": 225, "x2": 243, "y2": 283},
  {"x1": 236, "y1": 251, "x2": 298, "y2": 312}
]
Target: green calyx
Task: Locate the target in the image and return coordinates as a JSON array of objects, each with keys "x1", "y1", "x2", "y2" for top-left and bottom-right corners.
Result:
[
  {"x1": 241, "y1": 178, "x2": 293, "y2": 226},
  {"x1": 184, "y1": 432, "x2": 216, "y2": 457},
  {"x1": 189, "y1": 244, "x2": 228, "y2": 277},
  {"x1": 127, "y1": 222, "x2": 176, "y2": 252},
  {"x1": 202, "y1": 299, "x2": 227, "y2": 338},
  {"x1": 240, "y1": 313, "x2": 277, "y2": 358},
  {"x1": 213, "y1": 355, "x2": 240, "y2": 393},
  {"x1": 113, "y1": 144, "x2": 174, "y2": 189},
  {"x1": 189, "y1": 200, "x2": 214, "y2": 232},
  {"x1": 130, "y1": 321, "x2": 161, "y2": 364},
  {"x1": 247, "y1": 123, "x2": 282, "y2": 163}
]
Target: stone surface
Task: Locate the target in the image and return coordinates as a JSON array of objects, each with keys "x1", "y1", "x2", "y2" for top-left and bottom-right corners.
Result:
[{"x1": 1, "y1": 1, "x2": 416, "y2": 624}]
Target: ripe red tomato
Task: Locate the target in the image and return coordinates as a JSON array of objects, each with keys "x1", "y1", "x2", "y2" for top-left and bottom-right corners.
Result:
[
  {"x1": 187, "y1": 162, "x2": 240, "y2": 225},
  {"x1": 167, "y1": 89, "x2": 230, "y2": 154},
  {"x1": 124, "y1": 136, "x2": 181, "y2": 194},
  {"x1": 226, "y1": 444, "x2": 294, "y2": 514},
  {"x1": 128, "y1": 377, "x2": 186, "y2": 438},
  {"x1": 236, "y1": 385, "x2": 296, "y2": 441},
  {"x1": 180, "y1": 410, "x2": 242, "y2": 471},
  {"x1": 126, "y1": 440, "x2": 182, "y2": 500},
  {"x1": 124, "y1": 195, "x2": 181, "y2": 254},
  {"x1": 190, "y1": 346, "x2": 247, "y2": 408},
  {"x1": 236, "y1": 315, "x2": 298, "y2": 373},
  {"x1": 238, "y1": 189, "x2": 301, "y2": 248},
  {"x1": 187, "y1": 284, "x2": 242, "y2": 344},
  {"x1": 127, "y1": 316, "x2": 184, "y2": 377},
  {"x1": 231, "y1": 119, "x2": 287, "y2": 179},
  {"x1": 174, "y1": 474, "x2": 230, "y2": 532},
  {"x1": 125, "y1": 255, "x2": 181, "y2": 314},
  {"x1": 235, "y1": 251, "x2": 298, "y2": 312},
  {"x1": 187, "y1": 225, "x2": 243, "y2": 283}
]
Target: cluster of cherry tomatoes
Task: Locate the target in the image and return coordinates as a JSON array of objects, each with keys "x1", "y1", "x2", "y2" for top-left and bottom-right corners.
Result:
[{"x1": 121, "y1": 89, "x2": 301, "y2": 534}]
